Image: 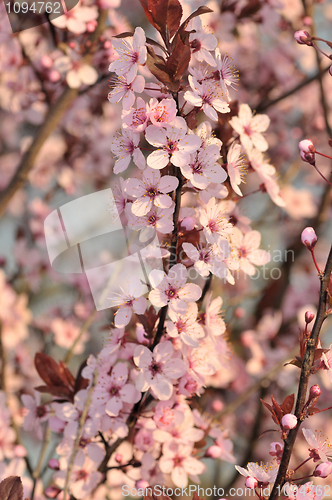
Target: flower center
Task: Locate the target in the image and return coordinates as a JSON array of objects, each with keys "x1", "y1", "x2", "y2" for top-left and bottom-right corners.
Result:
[
  {"x1": 165, "y1": 287, "x2": 178, "y2": 299},
  {"x1": 75, "y1": 469, "x2": 88, "y2": 481},
  {"x1": 166, "y1": 140, "x2": 178, "y2": 153},
  {"x1": 190, "y1": 39, "x2": 202, "y2": 53},
  {"x1": 173, "y1": 455, "x2": 183, "y2": 466},
  {"x1": 36, "y1": 405, "x2": 47, "y2": 418},
  {"x1": 147, "y1": 187, "x2": 157, "y2": 198},
  {"x1": 149, "y1": 361, "x2": 162, "y2": 375},
  {"x1": 109, "y1": 385, "x2": 120, "y2": 396}
]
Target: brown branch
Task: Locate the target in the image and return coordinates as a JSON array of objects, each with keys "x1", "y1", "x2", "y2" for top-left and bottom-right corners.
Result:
[
  {"x1": 0, "y1": 9, "x2": 108, "y2": 219},
  {"x1": 268, "y1": 243, "x2": 332, "y2": 500}
]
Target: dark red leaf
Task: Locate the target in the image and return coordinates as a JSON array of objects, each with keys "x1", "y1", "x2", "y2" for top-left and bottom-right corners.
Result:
[
  {"x1": 146, "y1": 46, "x2": 171, "y2": 86},
  {"x1": 281, "y1": 394, "x2": 295, "y2": 415},
  {"x1": 177, "y1": 6, "x2": 213, "y2": 34},
  {"x1": 35, "y1": 385, "x2": 73, "y2": 400},
  {"x1": 139, "y1": 0, "x2": 183, "y2": 43},
  {"x1": 271, "y1": 395, "x2": 283, "y2": 421},
  {"x1": 74, "y1": 360, "x2": 89, "y2": 394},
  {"x1": 0, "y1": 476, "x2": 23, "y2": 500},
  {"x1": 113, "y1": 31, "x2": 134, "y2": 38},
  {"x1": 35, "y1": 353, "x2": 65, "y2": 387},
  {"x1": 261, "y1": 399, "x2": 280, "y2": 424},
  {"x1": 307, "y1": 407, "x2": 321, "y2": 415},
  {"x1": 165, "y1": 35, "x2": 191, "y2": 83}
]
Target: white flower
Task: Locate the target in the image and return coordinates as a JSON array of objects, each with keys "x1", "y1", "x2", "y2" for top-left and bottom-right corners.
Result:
[
  {"x1": 229, "y1": 103, "x2": 270, "y2": 152},
  {"x1": 159, "y1": 441, "x2": 206, "y2": 487},
  {"x1": 166, "y1": 302, "x2": 204, "y2": 348},
  {"x1": 109, "y1": 27, "x2": 147, "y2": 83},
  {"x1": 184, "y1": 76, "x2": 230, "y2": 121},
  {"x1": 235, "y1": 462, "x2": 278, "y2": 488},
  {"x1": 108, "y1": 276, "x2": 147, "y2": 328}
]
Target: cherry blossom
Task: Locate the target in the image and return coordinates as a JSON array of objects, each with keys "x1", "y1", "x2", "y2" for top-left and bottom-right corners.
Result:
[
  {"x1": 51, "y1": 6, "x2": 98, "y2": 34},
  {"x1": 188, "y1": 17, "x2": 217, "y2": 66},
  {"x1": 54, "y1": 55, "x2": 98, "y2": 89},
  {"x1": 133, "y1": 341, "x2": 187, "y2": 400},
  {"x1": 182, "y1": 237, "x2": 230, "y2": 279},
  {"x1": 302, "y1": 428, "x2": 332, "y2": 462},
  {"x1": 199, "y1": 197, "x2": 233, "y2": 244},
  {"x1": 145, "y1": 117, "x2": 201, "y2": 170},
  {"x1": 92, "y1": 362, "x2": 141, "y2": 416},
  {"x1": 110, "y1": 129, "x2": 145, "y2": 174},
  {"x1": 184, "y1": 76, "x2": 230, "y2": 121},
  {"x1": 166, "y1": 302, "x2": 204, "y2": 347},
  {"x1": 21, "y1": 391, "x2": 49, "y2": 440},
  {"x1": 149, "y1": 98, "x2": 178, "y2": 127},
  {"x1": 229, "y1": 103, "x2": 270, "y2": 152},
  {"x1": 108, "y1": 74, "x2": 145, "y2": 110},
  {"x1": 126, "y1": 205, "x2": 174, "y2": 242},
  {"x1": 204, "y1": 295, "x2": 227, "y2": 338},
  {"x1": 125, "y1": 168, "x2": 178, "y2": 216},
  {"x1": 110, "y1": 27, "x2": 147, "y2": 83},
  {"x1": 226, "y1": 142, "x2": 246, "y2": 196},
  {"x1": 122, "y1": 97, "x2": 150, "y2": 132},
  {"x1": 180, "y1": 144, "x2": 227, "y2": 189},
  {"x1": 212, "y1": 49, "x2": 239, "y2": 101},
  {"x1": 149, "y1": 263, "x2": 202, "y2": 313},
  {"x1": 229, "y1": 227, "x2": 270, "y2": 276},
  {"x1": 235, "y1": 462, "x2": 278, "y2": 488},
  {"x1": 108, "y1": 276, "x2": 147, "y2": 328},
  {"x1": 159, "y1": 441, "x2": 206, "y2": 487}
]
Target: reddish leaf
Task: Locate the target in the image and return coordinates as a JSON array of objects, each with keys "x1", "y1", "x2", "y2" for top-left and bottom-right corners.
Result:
[
  {"x1": 34, "y1": 353, "x2": 76, "y2": 401},
  {"x1": 136, "y1": 305, "x2": 158, "y2": 339},
  {"x1": 0, "y1": 476, "x2": 23, "y2": 500},
  {"x1": 260, "y1": 399, "x2": 280, "y2": 426},
  {"x1": 281, "y1": 394, "x2": 295, "y2": 415},
  {"x1": 177, "y1": 6, "x2": 213, "y2": 34},
  {"x1": 113, "y1": 31, "x2": 134, "y2": 38},
  {"x1": 139, "y1": 0, "x2": 183, "y2": 43},
  {"x1": 146, "y1": 46, "x2": 171, "y2": 86},
  {"x1": 307, "y1": 407, "x2": 321, "y2": 415},
  {"x1": 35, "y1": 385, "x2": 73, "y2": 399},
  {"x1": 165, "y1": 34, "x2": 191, "y2": 83},
  {"x1": 271, "y1": 395, "x2": 283, "y2": 421},
  {"x1": 35, "y1": 353, "x2": 66, "y2": 387},
  {"x1": 74, "y1": 360, "x2": 89, "y2": 394}
]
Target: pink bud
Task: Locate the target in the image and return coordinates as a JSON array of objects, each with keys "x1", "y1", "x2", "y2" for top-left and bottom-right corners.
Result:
[
  {"x1": 45, "y1": 486, "x2": 62, "y2": 498},
  {"x1": 294, "y1": 30, "x2": 311, "y2": 44},
  {"x1": 41, "y1": 55, "x2": 53, "y2": 68},
  {"x1": 299, "y1": 139, "x2": 315, "y2": 153},
  {"x1": 14, "y1": 444, "x2": 27, "y2": 457},
  {"x1": 206, "y1": 445, "x2": 222, "y2": 459},
  {"x1": 303, "y1": 17, "x2": 312, "y2": 26},
  {"x1": 305, "y1": 311, "x2": 315, "y2": 324},
  {"x1": 136, "y1": 480, "x2": 149, "y2": 489},
  {"x1": 301, "y1": 227, "x2": 318, "y2": 250},
  {"x1": 48, "y1": 458, "x2": 60, "y2": 470},
  {"x1": 86, "y1": 20, "x2": 98, "y2": 32},
  {"x1": 115, "y1": 453, "x2": 122, "y2": 463},
  {"x1": 68, "y1": 41, "x2": 76, "y2": 49},
  {"x1": 309, "y1": 384, "x2": 321, "y2": 399},
  {"x1": 245, "y1": 476, "x2": 258, "y2": 489},
  {"x1": 180, "y1": 217, "x2": 195, "y2": 231},
  {"x1": 300, "y1": 150, "x2": 315, "y2": 165},
  {"x1": 211, "y1": 399, "x2": 224, "y2": 412},
  {"x1": 104, "y1": 40, "x2": 112, "y2": 49},
  {"x1": 313, "y1": 462, "x2": 332, "y2": 478},
  {"x1": 281, "y1": 413, "x2": 297, "y2": 430}
]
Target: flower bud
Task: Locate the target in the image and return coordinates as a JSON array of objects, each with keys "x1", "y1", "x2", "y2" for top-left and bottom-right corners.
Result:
[
  {"x1": 309, "y1": 384, "x2": 321, "y2": 399},
  {"x1": 301, "y1": 227, "x2": 318, "y2": 250},
  {"x1": 115, "y1": 453, "x2": 122, "y2": 463},
  {"x1": 44, "y1": 486, "x2": 62, "y2": 498},
  {"x1": 281, "y1": 414, "x2": 297, "y2": 430},
  {"x1": 300, "y1": 150, "x2": 315, "y2": 165},
  {"x1": 136, "y1": 480, "x2": 149, "y2": 490},
  {"x1": 313, "y1": 462, "x2": 332, "y2": 478},
  {"x1": 245, "y1": 476, "x2": 258, "y2": 489},
  {"x1": 180, "y1": 217, "x2": 195, "y2": 231},
  {"x1": 294, "y1": 30, "x2": 311, "y2": 44},
  {"x1": 48, "y1": 458, "x2": 60, "y2": 470},
  {"x1": 211, "y1": 399, "x2": 224, "y2": 412},
  {"x1": 305, "y1": 311, "x2": 315, "y2": 324},
  {"x1": 206, "y1": 445, "x2": 222, "y2": 459},
  {"x1": 299, "y1": 139, "x2": 315, "y2": 153},
  {"x1": 41, "y1": 55, "x2": 53, "y2": 68}
]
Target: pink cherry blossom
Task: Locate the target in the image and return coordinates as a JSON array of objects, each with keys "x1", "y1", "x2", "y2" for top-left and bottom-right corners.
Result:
[
  {"x1": 302, "y1": 428, "x2": 332, "y2": 462},
  {"x1": 21, "y1": 391, "x2": 49, "y2": 440},
  {"x1": 235, "y1": 462, "x2": 278, "y2": 488},
  {"x1": 182, "y1": 237, "x2": 230, "y2": 279},
  {"x1": 184, "y1": 76, "x2": 230, "y2": 121},
  {"x1": 108, "y1": 74, "x2": 145, "y2": 110},
  {"x1": 92, "y1": 362, "x2": 141, "y2": 416},
  {"x1": 188, "y1": 17, "x2": 217, "y2": 66},
  {"x1": 159, "y1": 441, "x2": 206, "y2": 487},
  {"x1": 122, "y1": 97, "x2": 150, "y2": 132},
  {"x1": 145, "y1": 117, "x2": 201, "y2": 169},
  {"x1": 149, "y1": 98, "x2": 177, "y2": 127},
  {"x1": 180, "y1": 144, "x2": 227, "y2": 189},
  {"x1": 110, "y1": 27, "x2": 147, "y2": 84},
  {"x1": 166, "y1": 302, "x2": 204, "y2": 347},
  {"x1": 199, "y1": 197, "x2": 233, "y2": 244},
  {"x1": 125, "y1": 168, "x2": 178, "y2": 216},
  {"x1": 51, "y1": 6, "x2": 98, "y2": 34},
  {"x1": 229, "y1": 227, "x2": 270, "y2": 276},
  {"x1": 226, "y1": 142, "x2": 246, "y2": 196},
  {"x1": 149, "y1": 263, "x2": 202, "y2": 314},
  {"x1": 229, "y1": 103, "x2": 270, "y2": 152},
  {"x1": 110, "y1": 129, "x2": 145, "y2": 174},
  {"x1": 212, "y1": 49, "x2": 239, "y2": 101},
  {"x1": 205, "y1": 295, "x2": 227, "y2": 338},
  {"x1": 126, "y1": 205, "x2": 174, "y2": 242},
  {"x1": 133, "y1": 341, "x2": 187, "y2": 400},
  {"x1": 108, "y1": 276, "x2": 147, "y2": 328}
]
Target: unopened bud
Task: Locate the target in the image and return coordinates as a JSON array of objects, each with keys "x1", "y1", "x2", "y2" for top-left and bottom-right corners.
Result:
[
  {"x1": 48, "y1": 458, "x2": 60, "y2": 470},
  {"x1": 305, "y1": 311, "x2": 315, "y2": 324},
  {"x1": 245, "y1": 476, "x2": 258, "y2": 489},
  {"x1": 136, "y1": 480, "x2": 149, "y2": 489},
  {"x1": 313, "y1": 462, "x2": 332, "y2": 478},
  {"x1": 115, "y1": 453, "x2": 122, "y2": 463},
  {"x1": 301, "y1": 227, "x2": 318, "y2": 250},
  {"x1": 41, "y1": 55, "x2": 53, "y2": 68},
  {"x1": 300, "y1": 150, "x2": 315, "y2": 165},
  {"x1": 309, "y1": 384, "x2": 321, "y2": 399},
  {"x1": 211, "y1": 399, "x2": 224, "y2": 412},
  {"x1": 281, "y1": 413, "x2": 297, "y2": 430},
  {"x1": 299, "y1": 139, "x2": 315, "y2": 153},
  {"x1": 206, "y1": 445, "x2": 222, "y2": 459},
  {"x1": 44, "y1": 486, "x2": 61, "y2": 498},
  {"x1": 294, "y1": 30, "x2": 311, "y2": 44}
]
